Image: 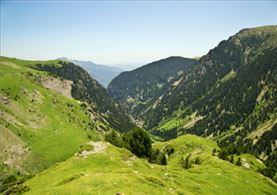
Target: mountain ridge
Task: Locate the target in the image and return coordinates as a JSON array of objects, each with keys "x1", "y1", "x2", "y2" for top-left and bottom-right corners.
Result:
[
  {"x1": 57, "y1": 57, "x2": 122, "y2": 87},
  {"x1": 108, "y1": 56, "x2": 197, "y2": 121}
]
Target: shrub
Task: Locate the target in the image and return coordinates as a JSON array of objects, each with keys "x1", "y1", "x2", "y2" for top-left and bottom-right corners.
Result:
[
  {"x1": 148, "y1": 149, "x2": 167, "y2": 165},
  {"x1": 105, "y1": 130, "x2": 124, "y2": 148},
  {"x1": 218, "y1": 148, "x2": 228, "y2": 160},
  {"x1": 107, "y1": 128, "x2": 167, "y2": 165},
  {"x1": 194, "y1": 156, "x2": 201, "y2": 165},
  {"x1": 182, "y1": 154, "x2": 191, "y2": 169},
  {"x1": 122, "y1": 128, "x2": 152, "y2": 158}
]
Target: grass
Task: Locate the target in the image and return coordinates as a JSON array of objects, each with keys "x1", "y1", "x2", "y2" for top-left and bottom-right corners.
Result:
[
  {"x1": 0, "y1": 56, "x2": 104, "y2": 175},
  {"x1": 23, "y1": 135, "x2": 277, "y2": 194},
  {"x1": 155, "y1": 112, "x2": 202, "y2": 132},
  {"x1": 220, "y1": 69, "x2": 237, "y2": 83}
]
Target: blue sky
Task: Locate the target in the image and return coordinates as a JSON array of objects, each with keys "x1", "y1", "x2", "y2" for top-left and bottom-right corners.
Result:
[{"x1": 1, "y1": 1, "x2": 277, "y2": 68}]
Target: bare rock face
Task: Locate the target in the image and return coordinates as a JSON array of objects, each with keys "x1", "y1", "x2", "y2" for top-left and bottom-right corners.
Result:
[{"x1": 40, "y1": 77, "x2": 73, "y2": 99}]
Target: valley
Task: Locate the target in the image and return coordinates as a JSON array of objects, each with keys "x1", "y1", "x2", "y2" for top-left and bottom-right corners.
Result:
[{"x1": 1, "y1": 25, "x2": 277, "y2": 194}]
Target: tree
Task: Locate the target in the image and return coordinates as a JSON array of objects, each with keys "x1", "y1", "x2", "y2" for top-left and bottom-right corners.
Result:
[
  {"x1": 122, "y1": 128, "x2": 152, "y2": 158},
  {"x1": 218, "y1": 148, "x2": 228, "y2": 160}
]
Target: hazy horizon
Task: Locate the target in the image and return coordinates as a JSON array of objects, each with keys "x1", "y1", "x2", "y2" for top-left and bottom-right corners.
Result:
[{"x1": 1, "y1": 1, "x2": 276, "y2": 68}]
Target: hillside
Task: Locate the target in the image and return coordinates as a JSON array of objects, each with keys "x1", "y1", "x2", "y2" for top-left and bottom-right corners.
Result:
[
  {"x1": 145, "y1": 26, "x2": 277, "y2": 132},
  {"x1": 106, "y1": 26, "x2": 277, "y2": 181},
  {"x1": 0, "y1": 56, "x2": 107, "y2": 189},
  {"x1": 0, "y1": 56, "x2": 134, "y2": 192},
  {"x1": 58, "y1": 58, "x2": 122, "y2": 88},
  {"x1": 108, "y1": 56, "x2": 196, "y2": 120},
  {"x1": 1, "y1": 25, "x2": 277, "y2": 194},
  {"x1": 20, "y1": 135, "x2": 277, "y2": 194},
  {"x1": 129, "y1": 26, "x2": 277, "y2": 164},
  {"x1": 34, "y1": 60, "x2": 135, "y2": 133}
]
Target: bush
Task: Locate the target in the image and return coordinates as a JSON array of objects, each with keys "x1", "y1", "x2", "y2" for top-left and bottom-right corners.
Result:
[
  {"x1": 218, "y1": 148, "x2": 228, "y2": 160},
  {"x1": 148, "y1": 149, "x2": 167, "y2": 165},
  {"x1": 182, "y1": 154, "x2": 191, "y2": 169},
  {"x1": 194, "y1": 156, "x2": 201, "y2": 165},
  {"x1": 106, "y1": 128, "x2": 167, "y2": 165},
  {"x1": 122, "y1": 128, "x2": 152, "y2": 158},
  {"x1": 105, "y1": 130, "x2": 124, "y2": 148}
]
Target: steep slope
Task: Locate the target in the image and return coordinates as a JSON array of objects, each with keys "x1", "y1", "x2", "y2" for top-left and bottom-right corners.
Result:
[
  {"x1": 34, "y1": 60, "x2": 135, "y2": 133},
  {"x1": 141, "y1": 26, "x2": 277, "y2": 176},
  {"x1": 0, "y1": 56, "x2": 109, "y2": 188},
  {"x1": 143, "y1": 27, "x2": 277, "y2": 132},
  {"x1": 108, "y1": 56, "x2": 196, "y2": 120},
  {"x1": 70, "y1": 59, "x2": 122, "y2": 88},
  {"x1": 22, "y1": 135, "x2": 277, "y2": 194}
]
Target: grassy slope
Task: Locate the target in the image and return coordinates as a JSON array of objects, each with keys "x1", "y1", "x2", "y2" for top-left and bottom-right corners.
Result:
[
  {"x1": 0, "y1": 56, "x2": 103, "y2": 174},
  {"x1": 24, "y1": 135, "x2": 277, "y2": 194}
]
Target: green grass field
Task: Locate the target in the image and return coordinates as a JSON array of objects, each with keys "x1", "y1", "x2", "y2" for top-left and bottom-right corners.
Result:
[{"x1": 24, "y1": 135, "x2": 277, "y2": 194}]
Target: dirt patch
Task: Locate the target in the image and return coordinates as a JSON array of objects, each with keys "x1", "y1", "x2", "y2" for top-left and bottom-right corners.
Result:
[
  {"x1": 77, "y1": 142, "x2": 107, "y2": 157},
  {"x1": 41, "y1": 77, "x2": 73, "y2": 99}
]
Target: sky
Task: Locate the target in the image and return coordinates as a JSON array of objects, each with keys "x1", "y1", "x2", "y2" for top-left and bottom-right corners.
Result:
[{"x1": 1, "y1": 1, "x2": 277, "y2": 69}]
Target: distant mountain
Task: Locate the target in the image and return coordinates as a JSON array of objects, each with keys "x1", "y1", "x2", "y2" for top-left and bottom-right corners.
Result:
[
  {"x1": 57, "y1": 58, "x2": 122, "y2": 88},
  {"x1": 108, "y1": 56, "x2": 197, "y2": 121}
]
